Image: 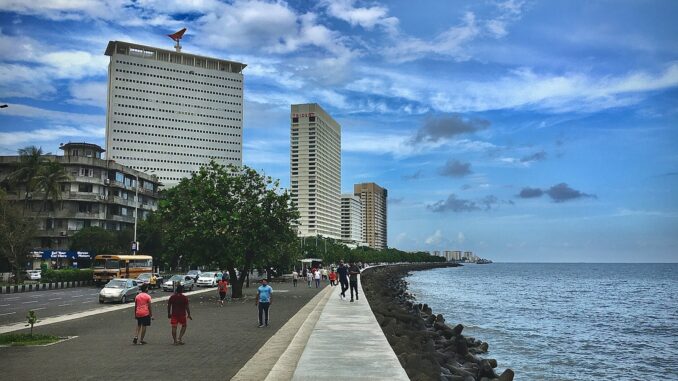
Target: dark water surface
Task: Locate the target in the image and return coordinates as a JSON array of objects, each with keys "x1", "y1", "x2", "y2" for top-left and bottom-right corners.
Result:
[{"x1": 406, "y1": 263, "x2": 678, "y2": 381}]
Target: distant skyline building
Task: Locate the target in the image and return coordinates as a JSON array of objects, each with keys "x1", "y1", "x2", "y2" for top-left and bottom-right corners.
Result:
[
  {"x1": 354, "y1": 182, "x2": 388, "y2": 250},
  {"x1": 290, "y1": 103, "x2": 341, "y2": 239},
  {"x1": 104, "y1": 40, "x2": 246, "y2": 187},
  {"x1": 341, "y1": 193, "x2": 364, "y2": 244}
]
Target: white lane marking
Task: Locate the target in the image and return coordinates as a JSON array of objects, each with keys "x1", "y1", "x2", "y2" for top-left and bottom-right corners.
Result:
[
  {"x1": 0, "y1": 304, "x2": 9, "y2": 307},
  {"x1": 81, "y1": 301, "x2": 91, "y2": 304},
  {"x1": 3, "y1": 297, "x2": 19, "y2": 301},
  {"x1": 48, "y1": 298, "x2": 62, "y2": 301},
  {"x1": 22, "y1": 301, "x2": 38, "y2": 304},
  {"x1": 32, "y1": 307, "x2": 46, "y2": 311},
  {"x1": 0, "y1": 312, "x2": 16, "y2": 316},
  {"x1": 29, "y1": 295, "x2": 41, "y2": 298},
  {"x1": 70, "y1": 295, "x2": 84, "y2": 298},
  {"x1": 57, "y1": 304, "x2": 72, "y2": 307}
]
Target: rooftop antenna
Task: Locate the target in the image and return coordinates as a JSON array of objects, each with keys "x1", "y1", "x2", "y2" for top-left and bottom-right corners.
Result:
[{"x1": 167, "y1": 28, "x2": 187, "y2": 52}]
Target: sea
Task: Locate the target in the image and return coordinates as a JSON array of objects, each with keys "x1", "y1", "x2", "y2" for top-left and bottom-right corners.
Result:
[{"x1": 405, "y1": 263, "x2": 678, "y2": 381}]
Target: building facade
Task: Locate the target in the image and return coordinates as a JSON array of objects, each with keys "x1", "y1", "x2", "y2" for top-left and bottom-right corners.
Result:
[
  {"x1": 341, "y1": 193, "x2": 364, "y2": 244},
  {"x1": 0, "y1": 143, "x2": 161, "y2": 264},
  {"x1": 104, "y1": 41, "x2": 246, "y2": 187},
  {"x1": 290, "y1": 103, "x2": 341, "y2": 239},
  {"x1": 354, "y1": 182, "x2": 388, "y2": 250}
]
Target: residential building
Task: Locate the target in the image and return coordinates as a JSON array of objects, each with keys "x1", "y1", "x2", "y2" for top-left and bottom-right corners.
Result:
[
  {"x1": 341, "y1": 193, "x2": 363, "y2": 244},
  {"x1": 104, "y1": 40, "x2": 246, "y2": 187},
  {"x1": 290, "y1": 103, "x2": 341, "y2": 239},
  {"x1": 0, "y1": 143, "x2": 161, "y2": 266},
  {"x1": 354, "y1": 182, "x2": 388, "y2": 250}
]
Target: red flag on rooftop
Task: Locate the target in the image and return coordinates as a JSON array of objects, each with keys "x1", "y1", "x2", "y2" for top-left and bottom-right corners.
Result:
[{"x1": 168, "y1": 28, "x2": 187, "y2": 42}]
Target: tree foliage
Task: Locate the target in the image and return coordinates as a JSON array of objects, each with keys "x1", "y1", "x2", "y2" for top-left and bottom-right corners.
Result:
[
  {"x1": 0, "y1": 190, "x2": 37, "y2": 283},
  {"x1": 153, "y1": 162, "x2": 299, "y2": 298},
  {"x1": 69, "y1": 227, "x2": 133, "y2": 255}
]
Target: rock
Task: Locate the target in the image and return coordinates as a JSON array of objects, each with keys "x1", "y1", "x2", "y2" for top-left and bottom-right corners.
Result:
[
  {"x1": 453, "y1": 324, "x2": 464, "y2": 335},
  {"x1": 480, "y1": 342, "x2": 489, "y2": 352},
  {"x1": 436, "y1": 313, "x2": 445, "y2": 323},
  {"x1": 455, "y1": 336, "x2": 469, "y2": 356},
  {"x1": 487, "y1": 359, "x2": 497, "y2": 368},
  {"x1": 478, "y1": 359, "x2": 499, "y2": 379},
  {"x1": 498, "y1": 369, "x2": 515, "y2": 381}
]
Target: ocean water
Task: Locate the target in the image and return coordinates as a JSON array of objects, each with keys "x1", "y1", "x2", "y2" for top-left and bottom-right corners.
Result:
[{"x1": 406, "y1": 263, "x2": 678, "y2": 381}]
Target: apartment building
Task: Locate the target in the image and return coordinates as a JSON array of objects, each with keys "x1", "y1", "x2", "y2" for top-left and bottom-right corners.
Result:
[
  {"x1": 104, "y1": 40, "x2": 246, "y2": 187},
  {"x1": 290, "y1": 103, "x2": 341, "y2": 239},
  {"x1": 341, "y1": 193, "x2": 364, "y2": 244},
  {"x1": 354, "y1": 182, "x2": 388, "y2": 250}
]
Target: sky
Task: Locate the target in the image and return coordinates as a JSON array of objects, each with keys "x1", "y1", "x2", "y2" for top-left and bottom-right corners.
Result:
[{"x1": 0, "y1": 0, "x2": 676, "y2": 262}]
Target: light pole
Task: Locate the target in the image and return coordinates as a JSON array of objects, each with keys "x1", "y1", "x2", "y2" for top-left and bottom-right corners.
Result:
[{"x1": 133, "y1": 174, "x2": 139, "y2": 255}]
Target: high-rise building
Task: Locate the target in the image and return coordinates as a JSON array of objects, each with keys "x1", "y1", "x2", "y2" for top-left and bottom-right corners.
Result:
[
  {"x1": 290, "y1": 103, "x2": 341, "y2": 239},
  {"x1": 104, "y1": 41, "x2": 246, "y2": 187},
  {"x1": 341, "y1": 194, "x2": 363, "y2": 244},
  {"x1": 354, "y1": 182, "x2": 387, "y2": 250}
]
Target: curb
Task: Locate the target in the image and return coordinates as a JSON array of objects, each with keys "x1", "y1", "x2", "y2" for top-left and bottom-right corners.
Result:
[{"x1": 0, "y1": 280, "x2": 94, "y2": 294}]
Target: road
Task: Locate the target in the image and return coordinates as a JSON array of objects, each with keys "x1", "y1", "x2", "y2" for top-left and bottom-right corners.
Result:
[{"x1": 0, "y1": 286, "x2": 170, "y2": 326}]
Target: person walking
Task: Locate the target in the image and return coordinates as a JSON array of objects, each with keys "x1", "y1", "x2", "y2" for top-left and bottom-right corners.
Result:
[
  {"x1": 150, "y1": 273, "x2": 157, "y2": 290},
  {"x1": 292, "y1": 270, "x2": 299, "y2": 287},
  {"x1": 314, "y1": 268, "x2": 321, "y2": 288},
  {"x1": 329, "y1": 269, "x2": 337, "y2": 287},
  {"x1": 167, "y1": 284, "x2": 192, "y2": 345},
  {"x1": 256, "y1": 279, "x2": 273, "y2": 328},
  {"x1": 133, "y1": 284, "x2": 153, "y2": 345},
  {"x1": 348, "y1": 261, "x2": 360, "y2": 302},
  {"x1": 217, "y1": 275, "x2": 229, "y2": 306},
  {"x1": 337, "y1": 261, "x2": 349, "y2": 300},
  {"x1": 306, "y1": 269, "x2": 313, "y2": 288}
]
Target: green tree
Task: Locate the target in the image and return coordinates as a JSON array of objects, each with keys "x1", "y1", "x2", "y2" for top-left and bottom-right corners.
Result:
[
  {"x1": 157, "y1": 162, "x2": 298, "y2": 298},
  {"x1": 69, "y1": 227, "x2": 116, "y2": 254},
  {"x1": 7, "y1": 146, "x2": 49, "y2": 208},
  {"x1": 34, "y1": 160, "x2": 70, "y2": 212},
  {"x1": 0, "y1": 190, "x2": 37, "y2": 283}
]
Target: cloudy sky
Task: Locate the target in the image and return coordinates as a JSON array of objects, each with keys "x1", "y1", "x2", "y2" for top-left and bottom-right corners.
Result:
[{"x1": 0, "y1": 1, "x2": 676, "y2": 262}]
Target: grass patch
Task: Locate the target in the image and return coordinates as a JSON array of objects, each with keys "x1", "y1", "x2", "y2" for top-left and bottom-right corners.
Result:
[{"x1": 0, "y1": 333, "x2": 61, "y2": 346}]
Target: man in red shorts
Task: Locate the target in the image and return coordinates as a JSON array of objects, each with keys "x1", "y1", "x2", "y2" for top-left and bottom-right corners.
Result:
[{"x1": 167, "y1": 284, "x2": 192, "y2": 345}]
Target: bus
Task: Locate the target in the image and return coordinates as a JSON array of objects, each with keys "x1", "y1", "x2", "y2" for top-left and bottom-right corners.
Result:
[{"x1": 93, "y1": 255, "x2": 153, "y2": 285}]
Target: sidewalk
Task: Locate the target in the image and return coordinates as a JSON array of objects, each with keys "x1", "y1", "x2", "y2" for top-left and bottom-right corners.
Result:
[{"x1": 234, "y1": 279, "x2": 409, "y2": 380}]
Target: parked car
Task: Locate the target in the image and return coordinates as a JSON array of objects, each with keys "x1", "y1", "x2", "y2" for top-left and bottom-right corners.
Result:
[
  {"x1": 99, "y1": 278, "x2": 139, "y2": 304},
  {"x1": 162, "y1": 275, "x2": 195, "y2": 292},
  {"x1": 186, "y1": 270, "x2": 202, "y2": 281},
  {"x1": 25, "y1": 270, "x2": 42, "y2": 281},
  {"x1": 196, "y1": 272, "x2": 222, "y2": 287},
  {"x1": 136, "y1": 272, "x2": 164, "y2": 289}
]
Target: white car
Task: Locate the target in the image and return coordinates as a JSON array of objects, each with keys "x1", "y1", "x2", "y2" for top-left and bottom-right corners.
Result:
[
  {"x1": 25, "y1": 270, "x2": 41, "y2": 280},
  {"x1": 196, "y1": 272, "x2": 222, "y2": 287}
]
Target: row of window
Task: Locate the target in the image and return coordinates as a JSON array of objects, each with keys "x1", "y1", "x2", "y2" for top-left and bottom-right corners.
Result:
[
  {"x1": 113, "y1": 120, "x2": 240, "y2": 135},
  {"x1": 114, "y1": 94, "x2": 241, "y2": 114},
  {"x1": 113, "y1": 156, "x2": 231, "y2": 167},
  {"x1": 114, "y1": 85, "x2": 242, "y2": 106},
  {"x1": 116, "y1": 103, "x2": 241, "y2": 122},
  {"x1": 115, "y1": 68, "x2": 241, "y2": 91},
  {"x1": 113, "y1": 111, "x2": 239, "y2": 129},
  {"x1": 116, "y1": 59, "x2": 242, "y2": 83},
  {"x1": 112, "y1": 129, "x2": 239, "y2": 145},
  {"x1": 112, "y1": 138, "x2": 238, "y2": 152},
  {"x1": 113, "y1": 146, "x2": 239, "y2": 158},
  {"x1": 115, "y1": 77, "x2": 242, "y2": 99}
]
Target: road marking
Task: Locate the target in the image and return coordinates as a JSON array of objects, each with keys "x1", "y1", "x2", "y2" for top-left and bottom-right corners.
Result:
[
  {"x1": 22, "y1": 301, "x2": 38, "y2": 304},
  {"x1": 81, "y1": 301, "x2": 91, "y2": 304},
  {"x1": 0, "y1": 304, "x2": 9, "y2": 307},
  {"x1": 32, "y1": 307, "x2": 46, "y2": 311},
  {"x1": 57, "y1": 304, "x2": 72, "y2": 307},
  {"x1": 48, "y1": 298, "x2": 62, "y2": 301},
  {"x1": 70, "y1": 295, "x2": 84, "y2": 298},
  {"x1": 0, "y1": 312, "x2": 16, "y2": 316},
  {"x1": 4, "y1": 297, "x2": 19, "y2": 301}
]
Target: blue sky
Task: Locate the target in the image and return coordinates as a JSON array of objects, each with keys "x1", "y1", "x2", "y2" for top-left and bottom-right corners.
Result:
[{"x1": 0, "y1": 1, "x2": 676, "y2": 262}]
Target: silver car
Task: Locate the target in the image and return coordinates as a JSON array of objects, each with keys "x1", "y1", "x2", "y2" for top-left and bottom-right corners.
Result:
[
  {"x1": 162, "y1": 275, "x2": 195, "y2": 292},
  {"x1": 99, "y1": 278, "x2": 139, "y2": 304}
]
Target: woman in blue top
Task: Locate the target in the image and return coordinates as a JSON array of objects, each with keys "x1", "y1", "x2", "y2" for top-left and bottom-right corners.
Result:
[{"x1": 256, "y1": 279, "x2": 273, "y2": 327}]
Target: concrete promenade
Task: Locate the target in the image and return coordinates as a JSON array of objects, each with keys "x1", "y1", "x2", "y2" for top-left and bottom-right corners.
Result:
[{"x1": 235, "y1": 278, "x2": 409, "y2": 381}]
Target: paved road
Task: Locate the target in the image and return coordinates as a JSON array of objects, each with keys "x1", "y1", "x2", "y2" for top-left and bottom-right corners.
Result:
[
  {"x1": 0, "y1": 286, "x2": 181, "y2": 326},
  {"x1": 1, "y1": 281, "x2": 325, "y2": 381}
]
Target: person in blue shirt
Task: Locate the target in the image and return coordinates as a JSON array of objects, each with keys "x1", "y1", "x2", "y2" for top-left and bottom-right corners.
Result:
[{"x1": 256, "y1": 279, "x2": 273, "y2": 327}]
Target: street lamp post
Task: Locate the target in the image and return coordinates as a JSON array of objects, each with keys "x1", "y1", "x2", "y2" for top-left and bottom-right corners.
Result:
[{"x1": 133, "y1": 174, "x2": 139, "y2": 255}]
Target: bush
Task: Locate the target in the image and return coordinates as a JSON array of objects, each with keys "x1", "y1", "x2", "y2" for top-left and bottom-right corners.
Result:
[{"x1": 41, "y1": 269, "x2": 93, "y2": 283}]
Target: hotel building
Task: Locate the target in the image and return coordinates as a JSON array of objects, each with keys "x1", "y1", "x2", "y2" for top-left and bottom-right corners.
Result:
[
  {"x1": 104, "y1": 41, "x2": 246, "y2": 187},
  {"x1": 354, "y1": 182, "x2": 388, "y2": 250},
  {"x1": 290, "y1": 103, "x2": 341, "y2": 239}
]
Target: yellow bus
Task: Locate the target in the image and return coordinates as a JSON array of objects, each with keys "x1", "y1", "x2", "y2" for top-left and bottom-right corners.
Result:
[{"x1": 93, "y1": 255, "x2": 153, "y2": 285}]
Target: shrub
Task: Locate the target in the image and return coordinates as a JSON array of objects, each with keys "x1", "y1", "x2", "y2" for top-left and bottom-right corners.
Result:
[{"x1": 41, "y1": 269, "x2": 93, "y2": 283}]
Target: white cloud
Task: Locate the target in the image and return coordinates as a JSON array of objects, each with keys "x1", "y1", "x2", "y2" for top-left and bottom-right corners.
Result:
[
  {"x1": 1, "y1": 103, "x2": 104, "y2": 125},
  {"x1": 38, "y1": 51, "x2": 108, "y2": 79},
  {"x1": 321, "y1": 0, "x2": 398, "y2": 31},
  {"x1": 0, "y1": 124, "x2": 104, "y2": 155},
  {"x1": 425, "y1": 229, "x2": 445, "y2": 245},
  {"x1": 0, "y1": 64, "x2": 56, "y2": 98},
  {"x1": 457, "y1": 232, "x2": 466, "y2": 244},
  {"x1": 68, "y1": 81, "x2": 108, "y2": 107}
]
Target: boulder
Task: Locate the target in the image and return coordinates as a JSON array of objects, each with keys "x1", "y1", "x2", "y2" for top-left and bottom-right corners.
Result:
[
  {"x1": 498, "y1": 369, "x2": 515, "y2": 381},
  {"x1": 453, "y1": 324, "x2": 464, "y2": 335},
  {"x1": 478, "y1": 359, "x2": 499, "y2": 379},
  {"x1": 436, "y1": 313, "x2": 446, "y2": 323}
]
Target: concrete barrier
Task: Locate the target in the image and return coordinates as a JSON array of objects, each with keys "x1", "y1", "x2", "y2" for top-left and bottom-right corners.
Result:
[{"x1": 0, "y1": 280, "x2": 92, "y2": 294}]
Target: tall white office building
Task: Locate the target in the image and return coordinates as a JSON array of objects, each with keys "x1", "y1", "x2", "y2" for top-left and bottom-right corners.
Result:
[
  {"x1": 341, "y1": 194, "x2": 363, "y2": 244},
  {"x1": 290, "y1": 103, "x2": 341, "y2": 239},
  {"x1": 104, "y1": 41, "x2": 246, "y2": 187}
]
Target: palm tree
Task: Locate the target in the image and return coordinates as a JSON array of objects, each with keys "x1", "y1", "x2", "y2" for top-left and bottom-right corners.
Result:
[
  {"x1": 35, "y1": 161, "x2": 70, "y2": 212},
  {"x1": 8, "y1": 146, "x2": 49, "y2": 209}
]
